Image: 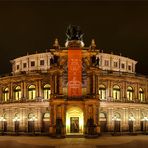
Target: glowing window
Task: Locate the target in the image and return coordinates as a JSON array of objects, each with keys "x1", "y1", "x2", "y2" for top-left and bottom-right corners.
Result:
[
  {"x1": 139, "y1": 88, "x2": 144, "y2": 102},
  {"x1": 43, "y1": 113, "x2": 50, "y2": 121},
  {"x1": 43, "y1": 84, "x2": 51, "y2": 100},
  {"x1": 127, "y1": 86, "x2": 133, "y2": 101},
  {"x1": 99, "y1": 85, "x2": 106, "y2": 100},
  {"x1": 14, "y1": 86, "x2": 21, "y2": 100},
  {"x1": 113, "y1": 85, "x2": 120, "y2": 100},
  {"x1": 114, "y1": 62, "x2": 118, "y2": 68},
  {"x1": 104, "y1": 60, "x2": 109, "y2": 66},
  {"x1": 3, "y1": 87, "x2": 9, "y2": 102},
  {"x1": 28, "y1": 85, "x2": 36, "y2": 100}
]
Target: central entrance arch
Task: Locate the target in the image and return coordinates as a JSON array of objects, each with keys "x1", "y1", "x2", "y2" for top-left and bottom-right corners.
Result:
[{"x1": 66, "y1": 106, "x2": 84, "y2": 135}]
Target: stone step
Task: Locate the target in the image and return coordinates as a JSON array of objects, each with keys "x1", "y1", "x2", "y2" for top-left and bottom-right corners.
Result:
[{"x1": 66, "y1": 134, "x2": 84, "y2": 138}]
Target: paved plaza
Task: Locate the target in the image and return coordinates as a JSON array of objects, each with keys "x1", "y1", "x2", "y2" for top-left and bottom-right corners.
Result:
[{"x1": 0, "y1": 135, "x2": 148, "y2": 148}]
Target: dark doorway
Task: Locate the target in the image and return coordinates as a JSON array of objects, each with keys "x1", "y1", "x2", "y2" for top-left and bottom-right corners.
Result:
[
  {"x1": 42, "y1": 121, "x2": 49, "y2": 133},
  {"x1": 3, "y1": 121, "x2": 7, "y2": 132},
  {"x1": 114, "y1": 121, "x2": 120, "y2": 132},
  {"x1": 28, "y1": 121, "x2": 34, "y2": 133},
  {"x1": 100, "y1": 121, "x2": 107, "y2": 132},
  {"x1": 14, "y1": 121, "x2": 19, "y2": 133},
  {"x1": 70, "y1": 117, "x2": 79, "y2": 133},
  {"x1": 141, "y1": 121, "x2": 144, "y2": 132},
  {"x1": 128, "y1": 120, "x2": 134, "y2": 132}
]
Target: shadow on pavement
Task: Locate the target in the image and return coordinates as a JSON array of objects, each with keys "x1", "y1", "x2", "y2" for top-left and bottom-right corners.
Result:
[
  {"x1": 0, "y1": 140, "x2": 55, "y2": 148},
  {"x1": 96, "y1": 140, "x2": 148, "y2": 148}
]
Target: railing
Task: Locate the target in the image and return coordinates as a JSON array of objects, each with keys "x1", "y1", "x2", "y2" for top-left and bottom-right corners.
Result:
[
  {"x1": 0, "y1": 97, "x2": 50, "y2": 104},
  {"x1": 99, "y1": 97, "x2": 148, "y2": 104}
]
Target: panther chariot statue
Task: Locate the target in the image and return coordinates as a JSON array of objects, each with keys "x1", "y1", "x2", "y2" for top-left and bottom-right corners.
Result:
[{"x1": 65, "y1": 25, "x2": 84, "y2": 47}]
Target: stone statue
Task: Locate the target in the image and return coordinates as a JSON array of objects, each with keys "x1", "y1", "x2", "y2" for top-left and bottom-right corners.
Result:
[{"x1": 66, "y1": 25, "x2": 84, "y2": 41}]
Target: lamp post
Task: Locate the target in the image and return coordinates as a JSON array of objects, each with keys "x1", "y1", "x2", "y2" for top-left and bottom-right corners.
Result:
[
  {"x1": 13, "y1": 116, "x2": 20, "y2": 135},
  {"x1": 29, "y1": 115, "x2": 37, "y2": 135},
  {"x1": 0, "y1": 117, "x2": 6, "y2": 134},
  {"x1": 142, "y1": 117, "x2": 148, "y2": 134},
  {"x1": 129, "y1": 116, "x2": 135, "y2": 134}
]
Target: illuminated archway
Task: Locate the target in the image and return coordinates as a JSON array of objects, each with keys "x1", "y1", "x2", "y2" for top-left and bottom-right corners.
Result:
[{"x1": 66, "y1": 106, "x2": 84, "y2": 134}]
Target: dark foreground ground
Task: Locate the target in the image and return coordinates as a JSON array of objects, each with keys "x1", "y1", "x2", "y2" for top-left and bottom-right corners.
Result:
[{"x1": 0, "y1": 135, "x2": 148, "y2": 148}]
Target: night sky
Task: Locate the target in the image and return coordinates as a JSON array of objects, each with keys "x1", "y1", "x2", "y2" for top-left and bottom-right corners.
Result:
[{"x1": 0, "y1": 0, "x2": 148, "y2": 75}]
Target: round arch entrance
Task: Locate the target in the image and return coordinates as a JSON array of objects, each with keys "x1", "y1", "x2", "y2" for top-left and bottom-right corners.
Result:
[{"x1": 66, "y1": 106, "x2": 84, "y2": 135}]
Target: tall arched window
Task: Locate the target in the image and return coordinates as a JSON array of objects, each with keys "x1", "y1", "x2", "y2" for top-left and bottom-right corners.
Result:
[
  {"x1": 14, "y1": 86, "x2": 21, "y2": 100},
  {"x1": 139, "y1": 88, "x2": 144, "y2": 102},
  {"x1": 99, "y1": 84, "x2": 106, "y2": 100},
  {"x1": 113, "y1": 85, "x2": 120, "y2": 100},
  {"x1": 3, "y1": 87, "x2": 9, "y2": 102},
  {"x1": 127, "y1": 86, "x2": 133, "y2": 101},
  {"x1": 28, "y1": 85, "x2": 36, "y2": 100},
  {"x1": 43, "y1": 84, "x2": 51, "y2": 100}
]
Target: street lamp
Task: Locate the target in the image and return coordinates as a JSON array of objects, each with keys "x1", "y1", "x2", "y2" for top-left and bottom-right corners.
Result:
[
  {"x1": 142, "y1": 116, "x2": 148, "y2": 134},
  {"x1": 13, "y1": 116, "x2": 20, "y2": 134},
  {"x1": 0, "y1": 116, "x2": 6, "y2": 134},
  {"x1": 129, "y1": 116, "x2": 135, "y2": 134},
  {"x1": 29, "y1": 115, "x2": 37, "y2": 135}
]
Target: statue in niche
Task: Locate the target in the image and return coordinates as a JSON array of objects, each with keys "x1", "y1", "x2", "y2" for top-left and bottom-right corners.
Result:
[{"x1": 66, "y1": 25, "x2": 84, "y2": 41}]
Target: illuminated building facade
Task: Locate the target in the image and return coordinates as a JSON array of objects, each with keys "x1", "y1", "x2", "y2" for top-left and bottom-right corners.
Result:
[{"x1": 0, "y1": 26, "x2": 147, "y2": 136}]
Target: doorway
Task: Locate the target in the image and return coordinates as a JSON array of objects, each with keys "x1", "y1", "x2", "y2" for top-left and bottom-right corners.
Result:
[
  {"x1": 66, "y1": 107, "x2": 83, "y2": 134},
  {"x1": 70, "y1": 117, "x2": 79, "y2": 133}
]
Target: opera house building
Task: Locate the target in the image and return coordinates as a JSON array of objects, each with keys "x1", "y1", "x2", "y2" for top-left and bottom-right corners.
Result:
[{"x1": 0, "y1": 26, "x2": 147, "y2": 137}]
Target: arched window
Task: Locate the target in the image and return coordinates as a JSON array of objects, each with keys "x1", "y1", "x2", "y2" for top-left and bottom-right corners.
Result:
[
  {"x1": 127, "y1": 86, "x2": 133, "y2": 101},
  {"x1": 43, "y1": 113, "x2": 50, "y2": 121},
  {"x1": 3, "y1": 87, "x2": 9, "y2": 102},
  {"x1": 99, "y1": 84, "x2": 106, "y2": 100},
  {"x1": 14, "y1": 86, "x2": 21, "y2": 100},
  {"x1": 139, "y1": 88, "x2": 144, "y2": 102},
  {"x1": 113, "y1": 85, "x2": 120, "y2": 100},
  {"x1": 113, "y1": 112, "x2": 121, "y2": 121},
  {"x1": 43, "y1": 84, "x2": 51, "y2": 100},
  {"x1": 28, "y1": 85, "x2": 36, "y2": 100}
]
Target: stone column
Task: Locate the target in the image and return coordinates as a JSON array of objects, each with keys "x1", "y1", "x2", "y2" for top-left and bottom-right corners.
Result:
[
  {"x1": 135, "y1": 108, "x2": 140, "y2": 131},
  {"x1": 95, "y1": 75, "x2": 98, "y2": 95},
  {"x1": 49, "y1": 103, "x2": 54, "y2": 134},
  {"x1": 92, "y1": 73, "x2": 96, "y2": 94},
  {"x1": 0, "y1": 86, "x2": 2, "y2": 103},
  {"x1": 122, "y1": 108, "x2": 128, "y2": 131},
  {"x1": 108, "y1": 80, "x2": 112, "y2": 101},
  {"x1": 36, "y1": 108, "x2": 42, "y2": 132},
  {"x1": 54, "y1": 75, "x2": 57, "y2": 94},
  {"x1": 21, "y1": 81, "x2": 24, "y2": 98},
  {"x1": 9, "y1": 82, "x2": 13, "y2": 102},
  {"x1": 146, "y1": 83, "x2": 148, "y2": 102},
  {"x1": 87, "y1": 75, "x2": 90, "y2": 95},
  {"x1": 124, "y1": 81, "x2": 127, "y2": 102},
  {"x1": 50, "y1": 75, "x2": 54, "y2": 97},
  {"x1": 59, "y1": 73, "x2": 63, "y2": 95},
  {"x1": 20, "y1": 108, "x2": 26, "y2": 132},
  {"x1": 125, "y1": 108, "x2": 129, "y2": 131},
  {"x1": 36, "y1": 81, "x2": 39, "y2": 98},
  {"x1": 107, "y1": 108, "x2": 113, "y2": 131},
  {"x1": 38, "y1": 80, "x2": 42, "y2": 98}
]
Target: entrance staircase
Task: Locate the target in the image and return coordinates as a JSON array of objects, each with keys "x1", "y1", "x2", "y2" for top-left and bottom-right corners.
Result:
[{"x1": 66, "y1": 133, "x2": 84, "y2": 138}]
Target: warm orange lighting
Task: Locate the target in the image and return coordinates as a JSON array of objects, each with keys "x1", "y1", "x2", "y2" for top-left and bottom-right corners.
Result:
[{"x1": 68, "y1": 48, "x2": 82, "y2": 96}]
